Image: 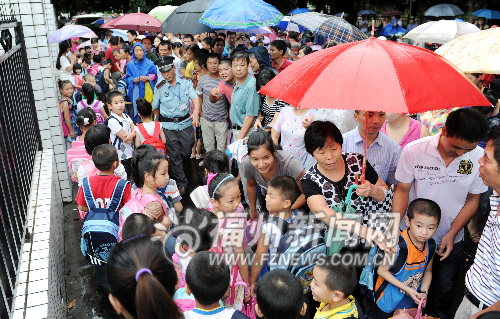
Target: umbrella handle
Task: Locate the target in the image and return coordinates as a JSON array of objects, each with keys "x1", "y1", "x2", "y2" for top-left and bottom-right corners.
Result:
[{"x1": 344, "y1": 185, "x2": 359, "y2": 205}]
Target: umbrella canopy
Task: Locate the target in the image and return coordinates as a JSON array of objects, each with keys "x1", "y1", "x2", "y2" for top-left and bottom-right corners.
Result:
[
  {"x1": 111, "y1": 29, "x2": 128, "y2": 40},
  {"x1": 403, "y1": 20, "x2": 480, "y2": 44},
  {"x1": 316, "y1": 17, "x2": 368, "y2": 44},
  {"x1": 435, "y1": 27, "x2": 500, "y2": 74},
  {"x1": 100, "y1": 17, "x2": 122, "y2": 29},
  {"x1": 333, "y1": 13, "x2": 349, "y2": 17},
  {"x1": 358, "y1": 10, "x2": 376, "y2": 15},
  {"x1": 199, "y1": 0, "x2": 283, "y2": 29},
  {"x1": 102, "y1": 13, "x2": 162, "y2": 32},
  {"x1": 77, "y1": 40, "x2": 106, "y2": 50},
  {"x1": 148, "y1": 5, "x2": 178, "y2": 22},
  {"x1": 91, "y1": 16, "x2": 113, "y2": 25},
  {"x1": 382, "y1": 10, "x2": 402, "y2": 17},
  {"x1": 259, "y1": 38, "x2": 489, "y2": 113},
  {"x1": 227, "y1": 26, "x2": 272, "y2": 34},
  {"x1": 48, "y1": 25, "x2": 96, "y2": 44},
  {"x1": 161, "y1": 0, "x2": 217, "y2": 35},
  {"x1": 472, "y1": 9, "x2": 500, "y2": 20},
  {"x1": 275, "y1": 16, "x2": 305, "y2": 32},
  {"x1": 289, "y1": 12, "x2": 330, "y2": 31},
  {"x1": 288, "y1": 8, "x2": 310, "y2": 15},
  {"x1": 424, "y1": 4, "x2": 464, "y2": 17}
]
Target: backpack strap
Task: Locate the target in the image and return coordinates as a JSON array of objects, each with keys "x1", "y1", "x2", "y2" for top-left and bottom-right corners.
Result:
[
  {"x1": 153, "y1": 121, "x2": 161, "y2": 138},
  {"x1": 107, "y1": 179, "x2": 129, "y2": 213},
  {"x1": 107, "y1": 115, "x2": 124, "y2": 147},
  {"x1": 82, "y1": 177, "x2": 97, "y2": 211},
  {"x1": 389, "y1": 234, "x2": 408, "y2": 276},
  {"x1": 137, "y1": 123, "x2": 152, "y2": 139}
]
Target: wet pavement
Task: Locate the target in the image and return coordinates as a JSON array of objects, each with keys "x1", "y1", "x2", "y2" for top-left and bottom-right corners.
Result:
[{"x1": 62, "y1": 157, "x2": 487, "y2": 318}]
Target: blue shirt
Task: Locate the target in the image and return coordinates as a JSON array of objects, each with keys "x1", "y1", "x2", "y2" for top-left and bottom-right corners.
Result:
[
  {"x1": 407, "y1": 23, "x2": 419, "y2": 31},
  {"x1": 342, "y1": 127, "x2": 401, "y2": 184},
  {"x1": 230, "y1": 75, "x2": 260, "y2": 127},
  {"x1": 152, "y1": 76, "x2": 198, "y2": 131}
]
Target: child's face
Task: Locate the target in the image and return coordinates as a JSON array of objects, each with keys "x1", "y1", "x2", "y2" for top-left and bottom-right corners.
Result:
[
  {"x1": 86, "y1": 77, "x2": 96, "y2": 87},
  {"x1": 105, "y1": 63, "x2": 112, "y2": 70},
  {"x1": 109, "y1": 96, "x2": 125, "y2": 115},
  {"x1": 60, "y1": 82, "x2": 73, "y2": 97},
  {"x1": 311, "y1": 266, "x2": 339, "y2": 303},
  {"x1": 151, "y1": 159, "x2": 169, "y2": 189},
  {"x1": 81, "y1": 61, "x2": 88, "y2": 68},
  {"x1": 219, "y1": 63, "x2": 234, "y2": 82},
  {"x1": 405, "y1": 213, "x2": 439, "y2": 244},
  {"x1": 265, "y1": 186, "x2": 288, "y2": 214},
  {"x1": 213, "y1": 182, "x2": 241, "y2": 213},
  {"x1": 75, "y1": 69, "x2": 82, "y2": 75}
]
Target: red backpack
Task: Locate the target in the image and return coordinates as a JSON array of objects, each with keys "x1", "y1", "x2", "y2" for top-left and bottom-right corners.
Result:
[{"x1": 137, "y1": 122, "x2": 167, "y2": 155}]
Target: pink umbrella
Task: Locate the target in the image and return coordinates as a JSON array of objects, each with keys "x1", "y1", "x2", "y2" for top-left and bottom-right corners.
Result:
[
  {"x1": 77, "y1": 40, "x2": 106, "y2": 50},
  {"x1": 101, "y1": 13, "x2": 162, "y2": 32}
]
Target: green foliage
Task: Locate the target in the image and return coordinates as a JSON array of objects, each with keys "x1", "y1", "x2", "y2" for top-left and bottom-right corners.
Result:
[{"x1": 128, "y1": 0, "x2": 150, "y2": 13}]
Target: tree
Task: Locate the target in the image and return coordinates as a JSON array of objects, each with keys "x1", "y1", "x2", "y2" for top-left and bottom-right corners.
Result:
[{"x1": 128, "y1": 0, "x2": 151, "y2": 13}]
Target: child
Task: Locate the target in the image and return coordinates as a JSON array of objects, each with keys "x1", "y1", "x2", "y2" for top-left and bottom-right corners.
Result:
[
  {"x1": 77, "y1": 83, "x2": 108, "y2": 124},
  {"x1": 74, "y1": 107, "x2": 96, "y2": 145},
  {"x1": 184, "y1": 251, "x2": 249, "y2": 319},
  {"x1": 249, "y1": 175, "x2": 301, "y2": 296},
  {"x1": 256, "y1": 269, "x2": 308, "y2": 319},
  {"x1": 112, "y1": 49, "x2": 125, "y2": 78},
  {"x1": 102, "y1": 58, "x2": 116, "y2": 90},
  {"x1": 106, "y1": 236, "x2": 182, "y2": 319},
  {"x1": 311, "y1": 257, "x2": 359, "y2": 319},
  {"x1": 368, "y1": 198, "x2": 440, "y2": 319},
  {"x1": 72, "y1": 64, "x2": 84, "y2": 90},
  {"x1": 58, "y1": 80, "x2": 77, "y2": 149},
  {"x1": 121, "y1": 213, "x2": 156, "y2": 241},
  {"x1": 88, "y1": 55, "x2": 100, "y2": 75},
  {"x1": 80, "y1": 57, "x2": 90, "y2": 76},
  {"x1": 94, "y1": 54, "x2": 103, "y2": 72},
  {"x1": 77, "y1": 124, "x2": 128, "y2": 187},
  {"x1": 106, "y1": 91, "x2": 135, "y2": 177},
  {"x1": 209, "y1": 173, "x2": 249, "y2": 310},
  {"x1": 134, "y1": 98, "x2": 167, "y2": 148},
  {"x1": 76, "y1": 144, "x2": 132, "y2": 220},
  {"x1": 190, "y1": 150, "x2": 230, "y2": 209}
]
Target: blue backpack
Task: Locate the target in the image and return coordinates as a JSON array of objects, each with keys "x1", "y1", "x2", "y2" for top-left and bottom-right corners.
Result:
[
  {"x1": 80, "y1": 177, "x2": 128, "y2": 266},
  {"x1": 95, "y1": 70, "x2": 109, "y2": 94}
]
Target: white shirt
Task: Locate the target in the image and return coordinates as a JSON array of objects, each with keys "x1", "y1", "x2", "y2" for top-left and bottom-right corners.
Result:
[
  {"x1": 134, "y1": 121, "x2": 164, "y2": 143},
  {"x1": 108, "y1": 112, "x2": 134, "y2": 160},
  {"x1": 59, "y1": 56, "x2": 75, "y2": 85},
  {"x1": 358, "y1": 20, "x2": 369, "y2": 32},
  {"x1": 396, "y1": 132, "x2": 487, "y2": 243},
  {"x1": 250, "y1": 36, "x2": 270, "y2": 44}
]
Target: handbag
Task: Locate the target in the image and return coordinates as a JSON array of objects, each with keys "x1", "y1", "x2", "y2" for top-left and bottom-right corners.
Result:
[
  {"x1": 391, "y1": 299, "x2": 439, "y2": 319},
  {"x1": 145, "y1": 82, "x2": 154, "y2": 103}
]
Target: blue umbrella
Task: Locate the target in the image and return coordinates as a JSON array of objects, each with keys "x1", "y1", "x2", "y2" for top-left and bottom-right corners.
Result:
[
  {"x1": 472, "y1": 9, "x2": 500, "y2": 20},
  {"x1": 333, "y1": 13, "x2": 349, "y2": 18},
  {"x1": 199, "y1": 0, "x2": 283, "y2": 29},
  {"x1": 288, "y1": 8, "x2": 310, "y2": 16},
  {"x1": 275, "y1": 16, "x2": 305, "y2": 32},
  {"x1": 358, "y1": 10, "x2": 376, "y2": 15}
]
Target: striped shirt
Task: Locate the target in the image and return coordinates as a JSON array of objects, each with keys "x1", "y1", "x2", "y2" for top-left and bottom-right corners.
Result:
[
  {"x1": 465, "y1": 196, "x2": 500, "y2": 307},
  {"x1": 342, "y1": 128, "x2": 401, "y2": 184}
]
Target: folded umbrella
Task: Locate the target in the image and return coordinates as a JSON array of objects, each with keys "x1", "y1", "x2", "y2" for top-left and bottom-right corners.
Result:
[
  {"x1": 403, "y1": 20, "x2": 480, "y2": 44},
  {"x1": 161, "y1": 0, "x2": 217, "y2": 35},
  {"x1": 316, "y1": 16, "x2": 368, "y2": 44},
  {"x1": 289, "y1": 12, "x2": 330, "y2": 31},
  {"x1": 471, "y1": 9, "x2": 500, "y2": 20},
  {"x1": 424, "y1": 4, "x2": 464, "y2": 17}
]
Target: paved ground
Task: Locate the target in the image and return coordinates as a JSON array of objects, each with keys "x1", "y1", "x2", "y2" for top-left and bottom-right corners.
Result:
[{"x1": 62, "y1": 157, "x2": 487, "y2": 318}]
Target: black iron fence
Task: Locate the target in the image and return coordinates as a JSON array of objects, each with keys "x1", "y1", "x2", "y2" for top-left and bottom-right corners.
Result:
[{"x1": 0, "y1": 16, "x2": 41, "y2": 319}]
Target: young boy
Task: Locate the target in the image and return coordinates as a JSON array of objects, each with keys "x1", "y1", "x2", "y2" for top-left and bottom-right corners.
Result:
[
  {"x1": 368, "y1": 198, "x2": 441, "y2": 319},
  {"x1": 249, "y1": 175, "x2": 300, "y2": 295},
  {"x1": 311, "y1": 258, "x2": 359, "y2": 319},
  {"x1": 106, "y1": 91, "x2": 135, "y2": 178},
  {"x1": 102, "y1": 58, "x2": 116, "y2": 90},
  {"x1": 134, "y1": 98, "x2": 167, "y2": 148},
  {"x1": 256, "y1": 269, "x2": 308, "y2": 319},
  {"x1": 210, "y1": 58, "x2": 235, "y2": 105},
  {"x1": 76, "y1": 144, "x2": 131, "y2": 217},
  {"x1": 121, "y1": 213, "x2": 156, "y2": 241},
  {"x1": 184, "y1": 251, "x2": 249, "y2": 319},
  {"x1": 81, "y1": 57, "x2": 90, "y2": 76}
]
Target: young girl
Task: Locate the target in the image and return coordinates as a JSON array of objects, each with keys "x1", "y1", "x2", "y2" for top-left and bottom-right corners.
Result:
[
  {"x1": 77, "y1": 83, "x2": 108, "y2": 124},
  {"x1": 106, "y1": 236, "x2": 182, "y2": 319},
  {"x1": 209, "y1": 173, "x2": 250, "y2": 311},
  {"x1": 72, "y1": 64, "x2": 84, "y2": 90},
  {"x1": 59, "y1": 80, "x2": 76, "y2": 149},
  {"x1": 190, "y1": 150, "x2": 229, "y2": 209},
  {"x1": 118, "y1": 147, "x2": 176, "y2": 241},
  {"x1": 74, "y1": 107, "x2": 96, "y2": 148}
]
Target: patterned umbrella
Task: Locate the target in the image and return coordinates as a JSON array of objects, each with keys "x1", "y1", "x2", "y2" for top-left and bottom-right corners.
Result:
[
  {"x1": 288, "y1": 8, "x2": 310, "y2": 15},
  {"x1": 199, "y1": 0, "x2": 283, "y2": 29},
  {"x1": 382, "y1": 10, "x2": 402, "y2": 17},
  {"x1": 289, "y1": 12, "x2": 330, "y2": 31},
  {"x1": 424, "y1": 4, "x2": 464, "y2": 17},
  {"x1": 435, "y1": 27, "x2": 500, "y2": 74},
  {"x1": 316, "y1": 17, "x2": 368, "y2": 44}
]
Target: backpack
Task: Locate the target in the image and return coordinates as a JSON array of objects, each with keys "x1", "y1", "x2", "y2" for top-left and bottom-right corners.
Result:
[
  {"x1": 67, "y1": 140, "x2": 91, "y2": 182},
  {"x1": 95, "y1": 70, "x2": 109, "y2": 93},
  {"x1": 116, "y1": 77, "x2": 129, "y2": 102},
  {"x1": 103, "y1": 115, "x2": 124, "y2": 150},
  {"x1": 80, "y1": 177, "x2": 128, "y2": 266},
  {"x1": 137, "y1": 122, "x2": 167, "y2": 155},
  {"x1": 118, "y1": 188, "x2": 168, "y2": 241}
]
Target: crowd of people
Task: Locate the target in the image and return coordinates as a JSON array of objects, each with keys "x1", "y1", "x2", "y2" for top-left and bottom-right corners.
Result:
[{"x1": 56, "y1": 26, "x2": 500, "y2": 319}]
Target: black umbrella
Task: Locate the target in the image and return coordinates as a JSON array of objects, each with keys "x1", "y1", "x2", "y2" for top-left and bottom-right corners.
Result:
[{"x1": 161, "y1": 0, "x2": 217, "y2": 34}]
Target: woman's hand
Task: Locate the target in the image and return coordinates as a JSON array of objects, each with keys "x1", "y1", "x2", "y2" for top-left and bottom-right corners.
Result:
[
  {"x1": 302, "y1": 115, "x2": 313, "y2": 129},
  {"x1": 254, "y1": 118, "x2": 262, "y2": 130},
  {"x1": 134, "y1": 77, "x2": 140, "y2": 84},
  {"x1": 140, "y1": 76, "x2": 149, "y2": 82},
  {"x1": 356, "y1": 180, "x2": 377, "y2": 198},
  {"x1": 69, "y1": 130, "x2": 76, "y2": 138}
]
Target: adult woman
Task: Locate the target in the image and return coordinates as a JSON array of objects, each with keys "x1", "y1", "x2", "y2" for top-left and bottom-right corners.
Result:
[
  {"x1": 476, "y1": 17, "x2": 489, "y2": 30},
  {"x1": 184, "y1": 43, "x2": 200, "y2": 78},
  {"x1": 272, "y1": 105, "x2": 317, "y2": 169},
  {"x1": 301, "y1": 121, "x2": 391, "y2": 249},
  {"x1": 90, "y1": 38, "x2": 102, "y2": 57},
  {"x1": 243, "y1": 130, "x2": 306, "y2": 220},
  {"x1": 254, "y1": 69, "x2": 288, "y2": 132},
  {"x1": 56, "y1": 41, "x2": 75, "y2": 85},
  {"x1": 381, "y1": 112, "x2": 431, "y2": 149},
  {"x1": 125, "y1": 43, "x2": 158, "y2": 122},
  {"x1": 120, "y1": 46, "x2": 132, "y2": 74}
]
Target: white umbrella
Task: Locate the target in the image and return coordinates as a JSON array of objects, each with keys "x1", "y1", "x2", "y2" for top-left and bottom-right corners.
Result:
[
  {"x1": 402, "y1": 20, "x2": 480, "y2": 44},
  {"x1": 111, "y1": 29, "x2": 128, "y2": 40}
]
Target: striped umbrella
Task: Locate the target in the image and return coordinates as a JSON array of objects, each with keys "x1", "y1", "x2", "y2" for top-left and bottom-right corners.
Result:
[
  {"x1": 316, "y1": 17, "x2": 368, "y2": 44},
  {"x1": 289, "y1": 12, "x2": 330, "y2": 31}
]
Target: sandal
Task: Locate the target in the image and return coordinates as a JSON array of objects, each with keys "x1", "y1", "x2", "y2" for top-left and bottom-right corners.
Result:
[
  {"x1": 469, "y1": 232, "x2": 481, "y2": 244},
  {"x1": 190, "y1": 154, "x2": 196, "y2": 159},
  {"x1": 195, "y1": 155, "x2": 202, "y2": 160}
]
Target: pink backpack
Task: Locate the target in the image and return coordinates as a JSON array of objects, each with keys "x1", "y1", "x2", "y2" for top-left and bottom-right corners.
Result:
[
  {"x1": 118, "y1": 188, "x2": 168, "y2": 241},
  {"x1": 67, "y1": 140, "x2": 91, "y2": 182}
]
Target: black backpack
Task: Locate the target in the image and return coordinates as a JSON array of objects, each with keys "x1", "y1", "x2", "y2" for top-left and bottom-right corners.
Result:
[
  {"x1": 95, "y1": 70, "x2": 109, "y2": 94},
  {"x1": 80, "y1": 177, "x2": 128, "y2": 266}
]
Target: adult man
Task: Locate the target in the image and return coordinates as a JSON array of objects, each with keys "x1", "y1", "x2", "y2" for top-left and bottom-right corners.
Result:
[
  {"x1": 201, "y1": 37, "x2": 212, "y2": 50},
  {"x1": 269, "y1": 40, "x2": 292, "y2": 73},
  {"x1": 223, "y1": 32, "x2": 237, "y2": 57},
  {"x1": 407, "y1": 17, "x2": 418, "y2": 31},
  {"x1": 208, "y1": 31, "x2": 217, "y2": 39},
  {"x1": 142, "y1": 37, "x2": 157, "y2": 62},
  {"x1": 127, "y1": 30, "x2": 138, "y2": 44},
  {"x1": 392, "y1": 108, "x2": 489, "y2": 319},
  {"x1": 156, "y1": 40, "x2": 180, "y2": 78},
  {"x1": 196, "y1": 53, "x2": 228, "y2": 153},
  {"x1": 152, "y1": 56, "x2": 201, "y2": 196},
  {"x1": 358, "y1": 15, "x2": 369, "y2": 33},
  {"x1": 211, "y1": 37, "x2": 225, "y2": 60},
  {"x1": 182, "y1": 34, "x2": 194, "y2": 47},
  {"x1": 104, "y1": 37, "x2": 122, "y2": 84},
  {"x1": 342, "y1": 111, "x2": 401, "y2": 185},
  {"x1": 454, "y1": 129, "x2": 500, "y2": 319}
]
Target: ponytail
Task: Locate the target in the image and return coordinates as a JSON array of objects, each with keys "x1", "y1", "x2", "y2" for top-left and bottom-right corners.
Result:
[
  {"x1": 76, "y1": 107, "x2": 96, "y2": 128},
  {"x1": 56, "y1": 40, "x2": 70, "y2": 70},
  {"x1": 135, "y1": 273, "x2": 180, "y2": 319}
]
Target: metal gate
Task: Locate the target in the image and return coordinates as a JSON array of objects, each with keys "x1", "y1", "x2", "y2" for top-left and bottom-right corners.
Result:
[{"x1": 0, "y1": 15, "x2": 42, "y2": 319}]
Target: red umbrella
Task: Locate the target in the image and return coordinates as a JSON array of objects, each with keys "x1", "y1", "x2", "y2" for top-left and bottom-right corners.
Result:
[
  {"x1": 382, "y1": 10, "x2": 402, "y2": 17},
  {"x1": 260, "y1": 37, "x2": 490, "y2": 181},
  {"x1": 101, "y1": 13, "x2": 162, "y2": 32}
]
